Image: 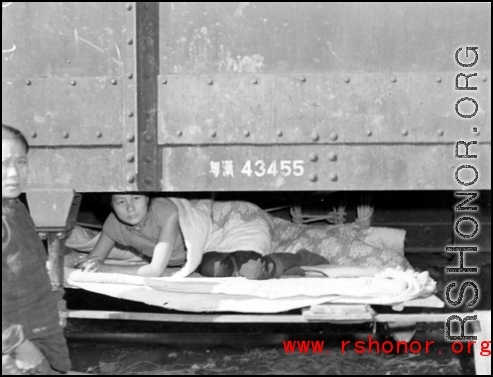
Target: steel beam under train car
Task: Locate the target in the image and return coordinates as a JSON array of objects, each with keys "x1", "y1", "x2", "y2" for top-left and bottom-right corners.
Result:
[{"x1": 2, "y1": 2, "x2": 491, "y2": 192}]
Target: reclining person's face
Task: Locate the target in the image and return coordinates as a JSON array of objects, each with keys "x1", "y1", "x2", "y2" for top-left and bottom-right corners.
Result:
[{"x1": 111, "y1": 194, "x2": 149, "y2": 226}]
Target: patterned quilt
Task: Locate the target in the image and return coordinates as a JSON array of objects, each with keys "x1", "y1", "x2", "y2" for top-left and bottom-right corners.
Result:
[{"x1": 171, "y1": 198, "x2": 411, "y2": 278}]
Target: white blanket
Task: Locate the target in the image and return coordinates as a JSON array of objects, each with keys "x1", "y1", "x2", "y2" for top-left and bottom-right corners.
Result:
[{"x1": 66, "y1": 267, "x2": 439, "y2": 313}]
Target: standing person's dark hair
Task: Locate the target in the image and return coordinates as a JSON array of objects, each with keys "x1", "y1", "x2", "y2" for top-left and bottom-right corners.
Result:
[{"x1": 2, "y1": 124, "x2": 29, "y2": 153}]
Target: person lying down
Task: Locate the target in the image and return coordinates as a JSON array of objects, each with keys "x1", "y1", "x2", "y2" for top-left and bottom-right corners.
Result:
[{"x1": 75, "y1": 193, "x2": 408, "y2": 279}]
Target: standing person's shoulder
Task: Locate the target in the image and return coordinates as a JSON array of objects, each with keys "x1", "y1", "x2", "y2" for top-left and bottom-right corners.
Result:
[{"x1": 10, "y1": 199, "x2": 36, "y2": 226}]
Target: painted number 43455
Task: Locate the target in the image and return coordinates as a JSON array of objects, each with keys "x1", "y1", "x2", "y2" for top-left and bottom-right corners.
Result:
[{"x1": 241, "y1": 160, "x2": 304, "y2": 177}]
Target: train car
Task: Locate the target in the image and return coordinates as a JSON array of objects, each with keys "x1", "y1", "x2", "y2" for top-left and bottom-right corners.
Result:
[
  {"x1": 2, "y1": 2, "x2": 491, "y2": 361},
  {"x1": 3, "y1": 2, "x2": 490, "y2": 192}
]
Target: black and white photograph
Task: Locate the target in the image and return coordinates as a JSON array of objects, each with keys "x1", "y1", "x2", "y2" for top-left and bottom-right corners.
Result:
[{"x1": 2, "y1": 2, "x2": 491, "y2": 375}]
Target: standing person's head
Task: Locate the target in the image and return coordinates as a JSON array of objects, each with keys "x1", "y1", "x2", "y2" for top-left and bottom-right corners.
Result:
[
  {"x1": 2, "y1": 124, "x2": 29, "y2": 200},
  {"x1": 110, "y1": 193, "x2": 150, "y2": 226}
]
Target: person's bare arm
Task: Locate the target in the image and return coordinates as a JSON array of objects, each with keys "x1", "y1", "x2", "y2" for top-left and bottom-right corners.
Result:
[{"x1": 75, "y1": 232, "x2": 115, "y2": 268}]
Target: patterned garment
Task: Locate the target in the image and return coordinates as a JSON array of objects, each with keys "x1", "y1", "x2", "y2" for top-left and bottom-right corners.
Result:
[
  {"x1": 2, "y1": 200, "x2": 71, "y2": 372},
  {"x1": 194, "y1": 199, "x2": 411, "y2": 270}
]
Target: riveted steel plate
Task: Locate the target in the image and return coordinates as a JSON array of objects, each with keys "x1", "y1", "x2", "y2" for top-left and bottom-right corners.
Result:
[
  {"x1": 26, "y1": 147, "x2": 129, "y2": 192},
  {"x1": 2, "y1": 78, "x2": 122, "y2": 146},
  {"x1": 160, "y1": 144, "x2": 491, "y2": 191},
  {"x1": 2, "y1": 2, "x2": 123, "y2": 78},
  {"x1": 159, "y1": 3, "x2": 490, "y2": 74},
  {"x1": 158, "y1": 73, "x2": 491, "y2": 145}
]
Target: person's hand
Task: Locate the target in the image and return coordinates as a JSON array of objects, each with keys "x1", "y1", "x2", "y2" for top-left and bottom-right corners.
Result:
[
  {"x1": 13, "y1": 339, "x2": 45, "y2": 374},
  {"x1": 73, "y1": 256, "x2": 106, "y2": 272},
  {"x1": 3, "y1": 354, "x2": 23, "y2": 375},
  {"x1": 73, "y1": 255, "x2": 97, "y2": 269},
  {"x1": 283, "y1": 266, "x2": 306, "y2": 277},
  {"x1": 296, "y1": 249, "x2": 329, "y2": 266},
  {"x1": 83, "y1": 259, "x2": 109, "y2": 273}
]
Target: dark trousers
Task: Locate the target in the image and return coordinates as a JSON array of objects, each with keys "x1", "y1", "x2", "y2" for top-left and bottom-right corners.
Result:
[{"x1": 196, "y1": 250, "x2": 329, "y2": 280}]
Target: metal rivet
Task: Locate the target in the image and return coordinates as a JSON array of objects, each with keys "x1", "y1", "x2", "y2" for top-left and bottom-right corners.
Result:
[
  {"x1": 207, "y1": 78, "x2": 214, "y2": 85},
  {"x1": 162, "y1": 78, "x2": 168, "y2": 85},
  {"x1": 126, "y1": 153, "x2": 135, "y2": 163},
  {"x1": 251, "y1": 78, "x2": 258, "y2": 85},
  {"x1": 436, "y1": 77, "x2": 442, "y2": 83},
  {"x1": 276, "y1": 130, "x2": 283, "y2": 137},
  {"x1": 308, "y1": 173, "x2": 318, "y2": 182},
  {"x1": 126, "y1": 134, "x2": 135, "y2": 142},
  {"x1": 127, "y1": 73, "x2": 133, "y2": 79},
  {"x1": 62, "y1": 132, "x2": 69, "y2": 139},
  {"x1": 176, "y1": 130, "x2": 183, "y2": 137},
  {"x1": 344, "y1": 77, "x2": 350, "y2": 83},
  {"x1": 402, "y1": 129, "x2": 408, "y2": 136},
  {"x1": 210, "y1": 130, "x2": 217, "y2": 138},
  {"x1": 481, "y1": 76, "x2": 487, "y2": 82},
  {"x1": 127, "y1": 38, "x2": 133, "y2": 45},
  {"x1": 126, "y1": 174, "x2": 136, "y2": 184},
  {"x1": 95, "y1": 131, "x2": 103, "y2": 138},
  {"x1": 391, "y1": 76, "x2": 397, "y2": 83},
  {"x1": 111, "y1": 79, "x2": 117, "y2": 85},
  {"x1": 366, "y1": 130, "x2": 372, "y2": 137},
  {"x1": 25, "y1": 80, "x2": 32, "y2": 86},
  {"x1": 328, "y1": 152, "x2": 337, "y2": 161},
  {"x1": 145, "y1": 155, "x2": 153, "y2": 163},
  {"x1": 128, "y1": 111, "x2": 134, "y2": 118},
  {"x1": 144, "y1": 176, "x2": 153, "y2": 184},
  {"x1": 243, "y1": 130, "x2": 250, "y2": 137},
  {"x1": 311, "y1": 132, "x2": 319, "y2": 142},
  {"x1": 144, "y1": 134, "x2": 153, "y2": 142},
  {"x1": 309, "y1": 153, "x2": 318, "y2": 162},
  {"x1": 437, "y1": 129, "x2": 444, "y2": 136},
  {"x1": 31, "y1": 132, "x2": 37, "y2": 139},
  {"x1": 329, "y1": 132, "x2": 338, "y2": 141},
  {"x1": 329, "y1": 172, "x2": 338, "y2": 181},
  {"x1": 126, "y1": 4, "x2": 132, "y2": 11}
]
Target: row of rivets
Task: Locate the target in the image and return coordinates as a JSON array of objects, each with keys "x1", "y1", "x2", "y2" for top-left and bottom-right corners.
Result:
[
  {"x1": 30, "y1": 131, "x2": 104, "y2": 139},
  {"x1": 176, "y1": 129, "x2": 288, "y2": 138},
  {"x1": 161, "y1": 75, "x2": 306, "y2": 86},
  {"x1": 170, "y1": 130, "x2": 440, "y2": 140},
  {"x1": 26, "y1": 129, "x2": 446, "y2": 141},
  {"x1": 307, "y1": 173, "x2": 338, "y2": 183},
  {"x1": 124, "y1": 3, "x2": 136, "y2": 185},
  {"x1": 174, "y1": 130, "x2": 342, "y2": 140},
  {"x1": 23, "y1": 75, "x2": 488, "y2": 88},
  {"x1": 25, "y1": 79, "x2": 119, "y2": 85},
  {"x1": 127, "y1": 176, "x2": 153, "y2": 185}
]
